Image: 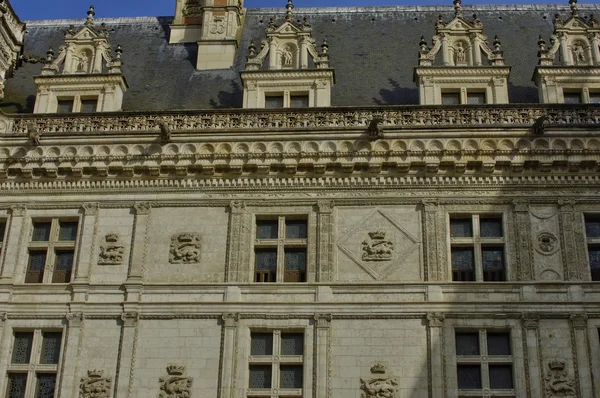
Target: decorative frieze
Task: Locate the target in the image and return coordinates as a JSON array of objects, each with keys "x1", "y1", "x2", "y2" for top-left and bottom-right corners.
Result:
[
  {"x1": 79, "y1": 369, "x2": 112, "y2": 398},
  {"x1": 169, "y1": 233, "x2": 201, "y2": 264},
  {"x1": 98, "y1": 233, "x2": 125, "y2": 266},
  {"x1": 158, "y1": 364, "x2": 193, "y2": 398}
]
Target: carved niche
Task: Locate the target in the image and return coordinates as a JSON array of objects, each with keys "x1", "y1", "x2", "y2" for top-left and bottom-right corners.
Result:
[
  {"x1": 360, "y1": 363, "x2": 398, "y2": 398},
  {"x1": 545, "y1": 360, "x2": 577, "y2": 398},
  {"x1": 169, "y1": 233, "x2": 201, "y2": 264},
  {"x1": 98, "y1": 233, "x2": 125, "y2": 265},
  {"x1": 158, "y1": 364, "x2": 193, "y2": 398},
  {"x1": 79, "y1": 369, "x2": 112, "y2": 398},
  {"x1": 362, "y1": 231, "x2": 394, "y2": 261}
]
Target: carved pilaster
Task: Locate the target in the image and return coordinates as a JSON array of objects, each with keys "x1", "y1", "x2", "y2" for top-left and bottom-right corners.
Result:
[
  {"x1": 513, "y1": 200, "x2": 532, "y2": 281},
  {"x1": 426, "y1": 312, "x2": 444, "y2": 398},
  {"x1": 120, "y1": 312, "x2": 139, "y2": 328},
  {"x1": 220, "y1": 313, "x2": 239, "y2": 398},
  {"x1": 558, "y1": 201, "x2": 582, "y2": 280},
  {"x1": 127, "y1": 203, "x2": 152, "y2": 281},
  {"x1": 1, "y1": 205, "x2": 27, "y2": 280},
  {"x1": 9, "y1": 204, "x2": 26, "y2": 216},
  {"x1": 569, "y1": 313, "x2": 592, "y2": 398},
  {"x1": 115, "y1": 312, "x2": 139, "y2": 398},
  {"x1": 314, "y1": 314, "x2": 332, "y2": 398},
  {"x1": 422, "y1": 201, "x2": 442, "y2": 281},
  {"x1": 60, "y1": 312, "x2": 85, "y2": 397},
  {"x1": 81, "y1": 202, "x2": 99, "y2": 216},
  {"x1": 317, "y1": 201, "x2": 334, "y2": 282},
  {"x1": 73, "y1": 204, "x2": 100, "y2": 283},
  {"x1": 522, "y1": 313, "x2": 542, "y2": 398},
  {"x1": 226, "y1": 201, "x2": 248, "y2": 282},
  {"x1": 66, "y1": 312, "x2": 85, "y2": 328}
]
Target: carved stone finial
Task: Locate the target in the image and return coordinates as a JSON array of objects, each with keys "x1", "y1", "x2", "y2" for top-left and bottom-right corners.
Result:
[
  {"x1": 248, "y1": 41, "x2": 256, "y2": 58},
  {"x1": 453, "y1": 0, "x2": 463, "y2": 18},
  {"x1": 86, "y1": 5, "x2": 95, "y2": 25},
  {"x1": 115, "y1": 44, "x2": 123, "y2": 59},
  {"x1": 569, "y1": 0, "x2": 578, "y2": 16},
  {"x1": 321, "y1": 39, "x2": 329, "y2": 55},
  {"x1": 493, "y1": 35, "x2": 502, "y2": 52},
  {"x1": 303, "y1": 16, "x2": 311, "y2": 27},
  {"x1": 285, "y1": 0, "x2": 294, "y2": 21},
  {"x1": 419, "y1": 36, "x2": 428, "y2": 51},
  {"x1": 46, "y1": 46, "x2": 54, "y2": 62},
  {"x1": 538, "y1": 35, "x2": 546, "y2": 51}
]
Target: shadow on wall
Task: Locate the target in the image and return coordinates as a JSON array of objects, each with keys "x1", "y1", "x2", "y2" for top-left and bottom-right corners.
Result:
[
  {"x1": 210, "y1": 81, "x2": 243, "y2": 109},
  {"x1": 372, "y1": 78, "x2": 419, "y2": 105}
]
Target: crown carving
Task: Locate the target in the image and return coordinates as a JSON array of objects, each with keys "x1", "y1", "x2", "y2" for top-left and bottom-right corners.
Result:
[
  {"x1": 105, "y1": 233, "x2": 119, "y2": 242},
  {"x1": 368, "y1": 231, "x2": 386, "y2": 240},
  {"x1": 177, "y1": 233, "x2": 195, "y2": 242},
  {"x1": 370, "y1": 363, "x2": 386, "y2": 374},
  {"x1": 166, "y1": 364, "x2": 186, "y2": 375},
  {"x1": 87, "y1": 369, "x2": 104, "y2": 378},
  {"x1": 548, "y1": 360, "x2": 566, "y2": 371}
]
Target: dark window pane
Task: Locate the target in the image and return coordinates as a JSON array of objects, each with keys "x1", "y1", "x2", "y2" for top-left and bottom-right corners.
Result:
[
  {"x1": 590, "y1": 93, "x2": 600, "y2": 104},
  {"x1": 451, "y1": 248, "x2": 475, "y2": 281},
  {"x1": 487, "y1": 332, "x2": 511, "y2": 355},
  {"x1": 290, "y1": 95, "x2": 309, "y2": 108},
  {"x1": 265, "y1": 95, "x2": 284, "y2": 108},
  {"x1": 564, "y1": 92, "x2": 582, "y2": 104},
  {"x1": 27, "y1": 251, "x2": 46, "y2": 283},
  {"x1": 285, "y1": 220, "x2": 307, "y2": 239},
  {"x1": 457, "y1": 364, "x2": 482, "y2": 389},
  {"x1": 58, "y1": 221, "x2": 78, "y2": 241},
  {"x1": 455, "y1": 332, "x2": 480, "y2": 356},
  {"x1": 489, "y1": 365, "x2": 514, "y2": 389},
  {"x1": 80, "y1": 99, "x2": 98, "y2": 113},
  {"x1": 11, "y1": 332, "x2": 33, "y2": 364},
  {"x1": 467, "y1": 92, "x2": 486, "y2": 105},
  {"x1": 0, "y1": 222, "x2": 6, "y2": 242},
  {"x1": 255, "y1": 249, "x2": 277, "y2": 271},
  {"x1": 251, "y1": 333, "x2": 273, "y2": 356},
  {"x1": 585, "y1": 217, "x2": 600, "y2": 238},
  {"x1": 36, "y1": 373, "x2": 57, "y2": 398},
  {"x1": 57, "y1": 99, "x2": 74, "y2": 114},
  {"x1": 589, "y1": 247, "x2": 600, "y2": 281},
  {"x1": 450, "y1": 218, "x2": 472, "y2": 237},
  {"x1": 280, "y1": 365, "x2": 303, "y2": 389},
  {"x1": 281, "y1": 333, "x2": 303, "y2": 355},
  {"x1": 442, "y1": 92, "x2": 460, "y2": 105},
  {"x1": 7, "y1": 373, "x2": 27, "y2": 398},
  {"x1": 40, "y1": 332, "x2": 62, "y2": 364},
  {"x1": 480, "y1": 218, "x2": 503, "y2": 238},
  {"x1": 52, "y1": 251, "x2": 73, "y2": 283},
  {"x1": 284, "y1": 249, "x2": 306, "y2": 271},
  {"x1": 482, "y1": 248, "x2": 504, "y2": 270},
  {"x1": 256, "y1": 220, "x2": 278, "y2": 239},
  {"x1": 32, "y1": 222, "x2": 51, "y2": 241},
  {"x1": 249, "y1": 365, "x2": 272, "y2": 389}
]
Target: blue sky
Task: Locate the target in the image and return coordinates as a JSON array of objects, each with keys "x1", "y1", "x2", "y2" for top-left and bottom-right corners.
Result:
[{"x1": 12, "y1": 0, "x2": 594, "y2": 21}]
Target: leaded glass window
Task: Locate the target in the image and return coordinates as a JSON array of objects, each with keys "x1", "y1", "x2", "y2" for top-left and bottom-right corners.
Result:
[
  {"x1": 57, "y1": 99, "x2": 74, "y2": 114},
  {"x1": 487, "y1": 333, "x2": 511, "y2": 356},
  {"x1": 36, "y1": 374, "x2": 57, "y2": 398},
  {"x1": 281, "y1": 333, "x2": 303, "y2": 356},
  {"x1": 290, "y1": 95, "x2": 309, "y2": 108},
  {"x1": 7, "y1": 373, "x2": 27, "y2": 398},
  {"x1": 467, "y1": 92, "x2": 486, "y2": 105},
  {"x1": 80, "y1": 99, "x2": 98, "y2": 113},
  {"x1": 285, "y1": 220, "x2": 307, "y2": 239},
  {"x1": 442, "y1": 92, "x2": 460, "y2": 105},
  {"x1": 40, "y1": 332, "x2": 62, "y2": 364},
  {"x1": 265, "y1": 95, "x2": 284, "y2": 109},
  {"x1": 590, "y1": 92, "x2": 600, "y2": 104},
  {"x1": 280, "y1": 365, "x2": 303, "y2": 388},
  {"x1": 455, "y1": 333, "x2": 479, "y2": 356},
  {"x1": 249, "y1": 365, "x2": 272, "y2": 389},
  {"x1": 32, "y1": 222, "x2": 51, "y2": 242},
  {"x1": 257, "y1": 220, "x2": 278, "y2": 240},
  {"x1": 480, "y1": 218, "x2": 502, "y2": 238},
  {"x1": 585, "y1": 216, "x2": 600, "y2": 281},
  {"x1": 28, "y1": 219, "x2": 78, "y2": 284},
  {"x1": 58, "y1": 221, "x2": 78, "y2": 241},
  {"x1": 450, "y1": 218, "x2": 472, "y2": 237},
  {"x1": 457, "y1": 365, "x2": 481, "y2": 389},
  {"x1": 11, "y1": 332, "x2": 33, "y2": 364},
  {"x1": 489, "y1": 365, "x2": 513, "y2": 389},
  {"x1": 251, "y1": 333, "x2": 273, "y2": 356},
  {"x1": 564, "y1": 91, "x2": 582, "y2": 104}
]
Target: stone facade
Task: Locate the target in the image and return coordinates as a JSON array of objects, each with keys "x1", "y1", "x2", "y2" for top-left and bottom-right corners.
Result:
[{"x1": 0, "y1": 0, "x2": 599, "y2": 397}]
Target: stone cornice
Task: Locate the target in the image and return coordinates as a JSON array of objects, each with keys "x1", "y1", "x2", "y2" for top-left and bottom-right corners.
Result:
[
  {"x1": 34, "y1": 73, "x2": 129, "y2": 89},
  {"x1": 534, "y1": 66, "x2": 600, "y2": 76},
  {"x1": 414, "y1": 66, "x2": 511, "y2": 77},
  {"x1": 240, "y1": 69, "x2": 335, "y2": 81},
  {"x1": 7, "y1": 105, "x2": 600, "y2": 136}
]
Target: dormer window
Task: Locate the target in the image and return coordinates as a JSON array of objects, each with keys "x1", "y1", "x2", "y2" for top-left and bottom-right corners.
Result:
[
  {"x1": 32, "y1": 6, "x2": 127, "y2": 114},
  {"x1": 563, "y1": 91, "x2": 582, "y2": 104},
  {"x1": 240, "y1": 0, "x2": 334, "y2": 109}
]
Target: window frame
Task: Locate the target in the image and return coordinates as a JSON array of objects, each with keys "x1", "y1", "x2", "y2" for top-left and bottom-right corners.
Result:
[
  {"x1": 262, "y1": 90, "x2": 312, "y2": 108},
  {"x1": 53, "y1": 94, "x2": 99, "y2": 113},
  {"x1": 26, "y1": 218, "x2": 79, "y2": 284},
  {"x1": 560, "y1": 87, "x2": 599, "y2": 104},
  {"x1": 6, "y1": 329, "x2": 64, "y2": 398},
  {"x1": 448, "y1": 213, "x2": 508, "y2": 282},
  {"x1": 440, "y1": 87, "x2": 490, "y2": 105}
]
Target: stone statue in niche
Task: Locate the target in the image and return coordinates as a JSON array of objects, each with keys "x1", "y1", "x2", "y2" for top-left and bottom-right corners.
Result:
[
  {"x1": 158, "y1": 364, "x2": 193, "y2": 398},
  {"x1": 360, "y1": 363, "x2": 398, "y2": 398},
  {"x1": 79, "y1": 369, "x2": 112, "y2": 398},
  {"x1": 98, "y1": 233, "x2": 125, "y2": 265},
  {"x1": 169, "y1": 233, "x2": 201, "y2": 264},
  {"x1": 572, "y1": 42, "x2": 586, "y2": 64},
  {"x1": 545, "y1": 360, "x2": 576, "y2": 398},
  {"x1": 362, "y1": 231, "x2": 394, "y2": 261},
  {"x1": 76, "y1": 51, "x2": 90, "y2": 73},
  {"x1": 282, "y1": 45, "x2": 294, "y2": 67},
  {"x1": 454, "y1": 42, "x2": 467, "y2": 64}
]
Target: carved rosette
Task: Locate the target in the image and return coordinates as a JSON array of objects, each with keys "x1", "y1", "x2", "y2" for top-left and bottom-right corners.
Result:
[
  {"x1": 79, "y1": 369, "x2": 112, "y2": 398},
  {"x1": 158, "y1": 364, "x2": 193, "y2": 398},
  {"x1": 360, "y1": 363, "x2": 398, "y2": 398},
  {"x1": 98, "y1": 233, "x2": 125, "y2": 265},
  {"x1": 362, "y1": 231, "x2": 394, "y2": 261},
  {"x1": 544, "y1": 360, "x2": 576, "y2": 398},
  {"x1": 169, "y1": 233, "x2": 201, "y2": 264},
  {"x1": 535, "y1": 231, "x2": 559, "y2": 256}
]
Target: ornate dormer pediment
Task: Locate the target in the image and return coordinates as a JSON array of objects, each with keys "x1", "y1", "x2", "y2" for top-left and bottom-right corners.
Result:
[
  {"x1": 414, "y1": 0, "x2": 510, "y2": 105},
  {"x1": 534, "y1": 0, "x2": 600, "y2": 103},
  {"x1": 33, "y1": 6, "x2": 128, "y2": 114},
  {"x1": 240, "y1": 0, "x2": 334, "y2": 108},
  {"x1": 0, "y1": 0, "x2": 26, "y2": 99}
]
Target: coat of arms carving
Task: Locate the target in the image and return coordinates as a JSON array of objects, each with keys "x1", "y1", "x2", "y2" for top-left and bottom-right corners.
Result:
[
  {"x1": 545, "y1": 360, "x2": 576, "y2": 398},
  {"x1": 362, "y1": 231, "x2": 394, "y2": 261},
  {"x1": 169, "y1": 233, "x2": 201, "y2": 264},
  {"x1": 79, "y1": 369, "x2": 112, "y2": 398},
  {"x1": 360, "y1": 363, "x2": 398, "y2": 398},
  {"x1": 209, "y1": 17, "x2": 226, "y2": 34},
  {"x1": 158, "y1": 364, "x2": 193, "y2": 398},
  {"x1": 98, "y1": 233, "x2": 125, "y2": 265}
]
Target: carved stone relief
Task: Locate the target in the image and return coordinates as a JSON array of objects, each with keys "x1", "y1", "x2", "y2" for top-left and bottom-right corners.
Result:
[
  {"x1": 98, "y1": 233, "x2": 125, "y2": 265},
  {"x1": 362, "y1": 231, "x2": 394, "y2": 261},
  {"x1": 79, "y1": 369, "x2": 112, "y2": 398},
  {"x1": 169, "y1": 233, "x2": 201, "y2": 264},
  {"x1": 158, "y1": 364, "x2": 193, "y2": 398},
  {"x1": 360, "y1": 363, "x2": 398, "y2": 398},
  {"x1": 544, "y1": 360, "x2": 576, "y2": 398},
  {"x1": 535, "y1": 231, "x2": 559, "y2": 256}
]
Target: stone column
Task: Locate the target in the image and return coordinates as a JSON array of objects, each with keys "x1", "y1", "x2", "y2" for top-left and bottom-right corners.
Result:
[
  {"x1": 591, "y1": 33, "x2": 600, "y2": 65},
  {"x1": 570, "y1": 314, "x2": 592, "y2": 398},
  {"x1": 219, "y1": 313, "x2": 239, "y2": 398},
  {"x1": 559, "y1": 33, "x2": 570, "y2": 65},
  {"x1": 226, "y1": 201, "x2": 247, "y2": 282},
  {"x1": 422, "y1": 201, "x2": 441, "y2": 281},
  {"x1": 314, "y1": 314, "x2": 332, "y2": 398},
  {"x1": 558, "y1": 201, "x2": 584, "y2": 280},
  {"x1": 427, "y1": 313, "x2": 445, "y2": 398},
  {"x1": 512, "y1": 200, "x2": 532, "y2": 281},
  {"x1": 59, "y1": 312, "x2": 84, "y2": 398},
  {"x1": 1, "y1": 205, "x2": 26, "y2": 280},
  {"x1": 316, "y1": 201, "x2": 334, "y2": 282},
  {"x1": 73, "y1": 203, "x2": 99, "y2": 282},
  {"x1": 125, "y1": 202, "x2": 151, "y2": 304},
  {"x1": 522, "y1": 313, "x2": 542, "y2": 398},
  {"x1": 115, "y1": 312, "x2": 139, "y2": 398}
]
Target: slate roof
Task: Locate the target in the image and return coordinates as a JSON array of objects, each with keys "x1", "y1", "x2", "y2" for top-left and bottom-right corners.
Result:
[{"x1": 3, "y1": 4, "x2": 600, "y2": 114}]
